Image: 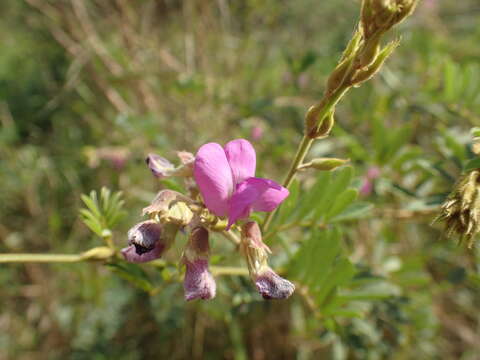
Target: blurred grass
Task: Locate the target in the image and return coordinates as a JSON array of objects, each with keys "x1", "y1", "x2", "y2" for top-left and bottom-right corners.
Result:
[{"x1": 1, "y1": 0, "x2": 480, "y2": 359}]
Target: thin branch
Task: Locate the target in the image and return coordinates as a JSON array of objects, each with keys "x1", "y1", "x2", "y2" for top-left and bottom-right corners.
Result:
[{"x1": 0, "y1": 253, "x2": 84, "y2": 263}]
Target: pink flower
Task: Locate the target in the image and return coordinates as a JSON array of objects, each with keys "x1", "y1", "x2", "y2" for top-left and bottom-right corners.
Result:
[
  {"x1": 193, "y1": 139, "x2": 289, "y2": 228},
  {"x1": 251, "y1": 125, "x2": 264, "y2": 141},
  {"x1": 359, "y1": 166, "x2": 381, "y2": 196}
]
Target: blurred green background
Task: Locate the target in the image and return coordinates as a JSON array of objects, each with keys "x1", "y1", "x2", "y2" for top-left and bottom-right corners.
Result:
[{"x1": 1, "y1": 0, "x2": 480, "y2": 359}]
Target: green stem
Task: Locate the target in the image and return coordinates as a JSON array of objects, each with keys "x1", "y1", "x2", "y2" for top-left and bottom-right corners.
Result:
[
  {"x1": 210, "y1": 266, "x2": 249, "y2": 276},
  {"x1": 0, "y1": 253, "x2": 84, "y2": 263},
  {"x1": 221, "y1": 230, "x2": 241, "y2": 245},
  {"x1": 262, "y1": 86, "x2": 348, "y2": 232}
]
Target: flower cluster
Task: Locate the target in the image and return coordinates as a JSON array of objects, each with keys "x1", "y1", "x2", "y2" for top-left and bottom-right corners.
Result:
[{"x1": 122, "y1": 139, "x2": 294, "y2": 300}]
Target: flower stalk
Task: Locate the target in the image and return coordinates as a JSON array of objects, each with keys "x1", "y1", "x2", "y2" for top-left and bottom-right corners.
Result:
[{"x1": 263, "y1": 0, "x2": 418, "y2": 232}]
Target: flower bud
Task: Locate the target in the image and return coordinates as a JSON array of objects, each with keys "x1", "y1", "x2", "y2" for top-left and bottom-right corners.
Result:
[
  {"x1": 121, "y1": 220, "x2": 177, "y2": 263},
  {"x1": 241, "y1": 222, "x2": 295, "y2": 299},
  {"x1": 305, "y1": 106, "x2": 335, "y2": 139},
  {"x1": 351, "y1": 40, "x2": 399, "y2": 86},
  {"x1": 361, "y1": 0, "x2": 418, "y2": 37},
  {"x1": 182, "y1": 227, "x2": 216, "y2": 300},
  {"x1": 146, "y1": 153, "x2": 193, "y2": 178},
  {"x1": 358, "y1": 35, "x2": 380, "y2": 69},
  {"x1": 146, "y1": 154, "x2": 175, "y2": 178},
  {"x1": 326, "y1": 57, "x2": 353, "y2": 94},
  {"x1": 299, "y1": 158, "x2": 349, "y2": 171}
]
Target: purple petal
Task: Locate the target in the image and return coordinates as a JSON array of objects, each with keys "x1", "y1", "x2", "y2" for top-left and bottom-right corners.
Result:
[
  {"x1": 227, "y1": 177, "x2": 289, "y2": 228},
  {"x1": 146, "y1": 154, "x2": 175, "y2": 178},
  {"x1": 122, "y1": 221, "x2": 166, "y2": 263},
  {"x1": 121, "y1": 241, "x2": 166, "y2": 263},
  {"x1": 359, "y1": 179, "x2": 373, "y2": 196},
  {"x1": 194, "y1": 143, "x2": 234, "y2": 217},
  {"x1": 251, "y1": 178, "x2": 289, "y2": 212},
  {"x1": 184, "y1": 259, "x2": 216, "y2": 301},
  {"x1": 224, "y1": 139, "x2": 256, "y2": 186},
  {"x1": 255, "y1": 268, "x2": 295, "y2": 299}
]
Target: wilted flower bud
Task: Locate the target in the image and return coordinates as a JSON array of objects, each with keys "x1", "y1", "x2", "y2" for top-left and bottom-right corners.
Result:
[
  {"x1": 182, "y1": 227, "x2": 216, "y2": 301},
  {"x1": 241, "y1": 222, "x2": 295, "y2": 299},
  {"x1": 361, "y1": 0, "x2": 418, "y2": 38},
  {"x1": 326, "y1": 57, "x2": 353, "y2": 94},
  {"x1": 255, "y1": 268, "x2": 296, "y2": 300},
  {"x1": 146, "y1": 153, "x2": 193, "y2": 179},
  {"x1": 358, "y1": 35, "x2": 380, "y2": 68},
  {"x1": 350, "y1": 40, "x2": 399, "y2": 86},
  {"x1": 121, "y1": 220, "x2": 177, "y2": 263},
  {"x1": 437, "y1": 170, "x2": 480, "y2": 248}
]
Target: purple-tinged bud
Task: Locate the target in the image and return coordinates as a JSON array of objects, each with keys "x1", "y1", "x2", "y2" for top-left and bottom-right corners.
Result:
[
  {"x1": 146, "y1": 153, "x2": 193, "y2": 179},
  {"x1": 184, "y1": 259, "x2": 216, "y2": 301},
  {"x1": 121, "y1": 220, "x2": 177, "y2": 263},
  {"x1": 146, "y1": 154, "x2": 175, "y2": 178},
  {"x1": 255, "y1": 268, "x2": 295, "y2": 300},
  {"x1": 182, "y1": 227, "x2": 216, "y2": 301},
  {"x1": 241, "y1": 222, "x2": 295, "y2": 300}
]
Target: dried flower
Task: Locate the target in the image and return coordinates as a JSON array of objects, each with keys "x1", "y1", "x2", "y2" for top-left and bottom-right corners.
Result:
[
  {"x1": 182, "y1": 227, "x2": 216, "y2": 300},
  {"x1": 437, "y1": 170, "x2": 480, "y2": 248},
  {"x1": 241, "y1": 222, "x2": 295, "y2": 299},
  {"x1": 194, "y1": 139, "x2": 289, "y2": 229},
  {"x1": 142, "y1": 189, "x2": 195, "y2": 226}
]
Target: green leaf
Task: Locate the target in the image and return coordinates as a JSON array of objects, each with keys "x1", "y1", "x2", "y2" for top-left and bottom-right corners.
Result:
[
  {"x1": 273, "y1": 180, "x2": 300, "y2": 227},
  {"x1": 331, "y1": 202, "x2": 373, "y2": 222},
  {"x1": 313, "y1": 166, "x2": 353, "y2": 223},
  {"x1": 294, "y1": 171, "x2": 331, "y2": 221},
  {"x1": 79, "y1": 188, "x2": 126, "y2": 240},
  {"x1": 108, "y1": 263, "x2": 155, "y2": 292},
  {"x1": 325, "y1": 188, "x2": 358, "y2": 221},
  {"x1": 464, "y1": 158, "x2": 480, "y2": 172},
  {"x1": 159, "y1": 178, "x2": 185, "y2": 193},
  {"x1": 316, "y1": 258, "x2": 356, "y2": 307}
]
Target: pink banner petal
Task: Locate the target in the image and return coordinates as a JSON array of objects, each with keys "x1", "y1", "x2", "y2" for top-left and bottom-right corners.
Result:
[
  {"x1": 194, "y1": 143, "x2": 234, "y2": 217},
  {"x1": 224, "y1": 139, "x2": 256, "y2": 186}
]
